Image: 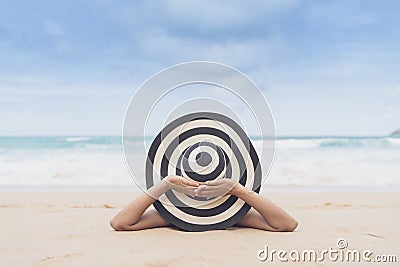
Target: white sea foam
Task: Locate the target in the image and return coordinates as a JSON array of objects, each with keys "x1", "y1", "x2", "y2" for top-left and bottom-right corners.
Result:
[
  {"x1": 276, "y1": 139, "x2": 321, "y2": 149},
  {"x1": 387, "y1": 137, "x2": 400, "y2": 145},
  {"x1": 65, "y1": 137, "x2": 91, "y2": 142},
  {"x1": 252, "y1": 138, "x2": 400, "y2": 186},
  {"x1": 267, "y1": 148, "x2": 400, "y2": 186},
  {"x1": 0, "y1": 136, "x2": 399, "y2": 187},
  {"x1": 0, "y1": 149, "x2": 137, "y2": 186}
]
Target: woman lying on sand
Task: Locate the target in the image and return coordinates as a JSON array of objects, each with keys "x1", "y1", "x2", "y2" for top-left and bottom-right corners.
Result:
[{"x1": 110, "y1": 175, "x2": 298, "y2": 232}]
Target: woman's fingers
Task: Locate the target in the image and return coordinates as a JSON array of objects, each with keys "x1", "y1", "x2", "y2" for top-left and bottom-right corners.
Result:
[
  {"x1": 195, "y1": 185, "x2": 223, "y2": 192},
  {"x1": 205, "y1": 179, "x2": 223, "y2": 186},
  {"x1": 181, "y1": 178, "x2": 200, "y2": 187},
  {"x1": 166, "y1": 177, "x2": 233, "y2": 198},
  {"x1": 206, "y1": 179, "x2": 235, "y2": 187},
  {"x1": 194, "y1": 186, "x2": 206, "y2": 197},
  {"x1": 172, "y1": 186, "x2": 197, "y2": 196},
  {"x1": 165, "y1": 177, "x2": 198, "y2": 188},
  {"x1": 200, "y1": 190, "x2": 224, "y2": 199},
  {"x1": 183, "y1": 188, "x2": 197, "y2": 197},
  {"x1": 194, "y1": 186, "x2": 225, "y2": 198},
  {"x1": 175, "y1": 185, "x2": 198, "y2": 191}
]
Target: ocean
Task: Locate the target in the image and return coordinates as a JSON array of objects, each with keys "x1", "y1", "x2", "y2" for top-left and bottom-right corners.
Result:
[{"x1": 0, "y1": 136, "x2": 399, "y2": 188}]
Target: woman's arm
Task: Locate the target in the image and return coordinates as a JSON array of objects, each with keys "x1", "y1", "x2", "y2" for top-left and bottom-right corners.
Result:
[
  {"x1": 232, "y1": 184, "x2": 298, "y2": 231},
  {"x1": 194, "y1": 179, "x2": 298, "y2": 232},
  {"x1": 110, "y1": 176, "x2": 200, "y2": 231}
]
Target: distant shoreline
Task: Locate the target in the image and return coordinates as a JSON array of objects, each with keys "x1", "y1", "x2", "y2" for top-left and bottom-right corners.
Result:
[
  {"x1": 0, "y1": 135, "x2": 399, "y2": 138},
  {"x1": 2, "y1": 185, "x2": 400, "y2": 193}
]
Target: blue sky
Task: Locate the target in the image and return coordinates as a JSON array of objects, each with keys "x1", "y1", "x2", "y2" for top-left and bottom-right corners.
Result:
[{"x1": 1, "y1": 0, "x2": 399, "y2": 136}]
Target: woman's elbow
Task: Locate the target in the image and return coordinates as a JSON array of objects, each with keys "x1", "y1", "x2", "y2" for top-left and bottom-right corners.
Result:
[
  {"x1": 282, "y1": 218, "x2": 298, "y2": 232},
  {"x1": 110, "y1": 218, "x2": 126, "y2": 231}
]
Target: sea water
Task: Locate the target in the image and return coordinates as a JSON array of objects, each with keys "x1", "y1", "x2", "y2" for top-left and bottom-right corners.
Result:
[{"x1": 0, "y1": 136, "x2": 399, "y2": 187}]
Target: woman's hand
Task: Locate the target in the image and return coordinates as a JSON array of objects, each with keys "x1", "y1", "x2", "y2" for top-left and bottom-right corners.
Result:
[
  {"x1": 163, "y1": 175, "x2": 201, "y2": 197},
  {"x1": 194, "y1": 178, "x2": 242, "y2": 199}
]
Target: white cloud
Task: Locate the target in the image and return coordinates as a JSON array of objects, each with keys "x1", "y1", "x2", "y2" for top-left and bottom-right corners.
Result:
[
  {"x1": 305, "y1": 1, "x2": 379, "y2": 27},
  {"x1": 54, "y1": 39, "x2": 74, "y2": 54},
  {"x1": 158, "y1": 0, "x2": 300, "y2": 30},
  {"x1": 1, "y1": 0, "x2": 398, "y2": 135},
  {"x1": 0, "y1": 74, "x2": 129, "y2": 97},
  {"x1": 292, "y1": 40, "x2": 400, "y2": 79},
  {"x1": 100, "y1": 0, "x2": 299, "y2": 34},
  {"x1": 135, "y1": 28, "x2": 286, "y2": 69},
  {"x1": 43, "y1": 20, "x2": 64, "y2": 36},
  {"x1": 392, "y1": 85, "x2": 400, "y2": 96},
  {"x1": 384, "y1": 105, "x2": 400, "y2": 120}
]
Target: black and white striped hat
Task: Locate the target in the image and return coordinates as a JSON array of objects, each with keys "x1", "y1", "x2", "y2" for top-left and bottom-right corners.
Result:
[{"x1": 146, "y1": 112, "x2": 261, "y2": 231}]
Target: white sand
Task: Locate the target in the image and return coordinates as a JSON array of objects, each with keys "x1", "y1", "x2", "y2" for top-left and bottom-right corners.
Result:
[{"x1": 1, "y1": 189, "x2": 399, "y2": 266}]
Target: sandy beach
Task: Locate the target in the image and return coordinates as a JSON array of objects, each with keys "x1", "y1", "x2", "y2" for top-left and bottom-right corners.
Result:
[
  {"x1": 1, "y1": 188, "x2": 399, "y2": 266},
  {"x1": 2, "y1": 0, "x2": 400, "y2": 266}
]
